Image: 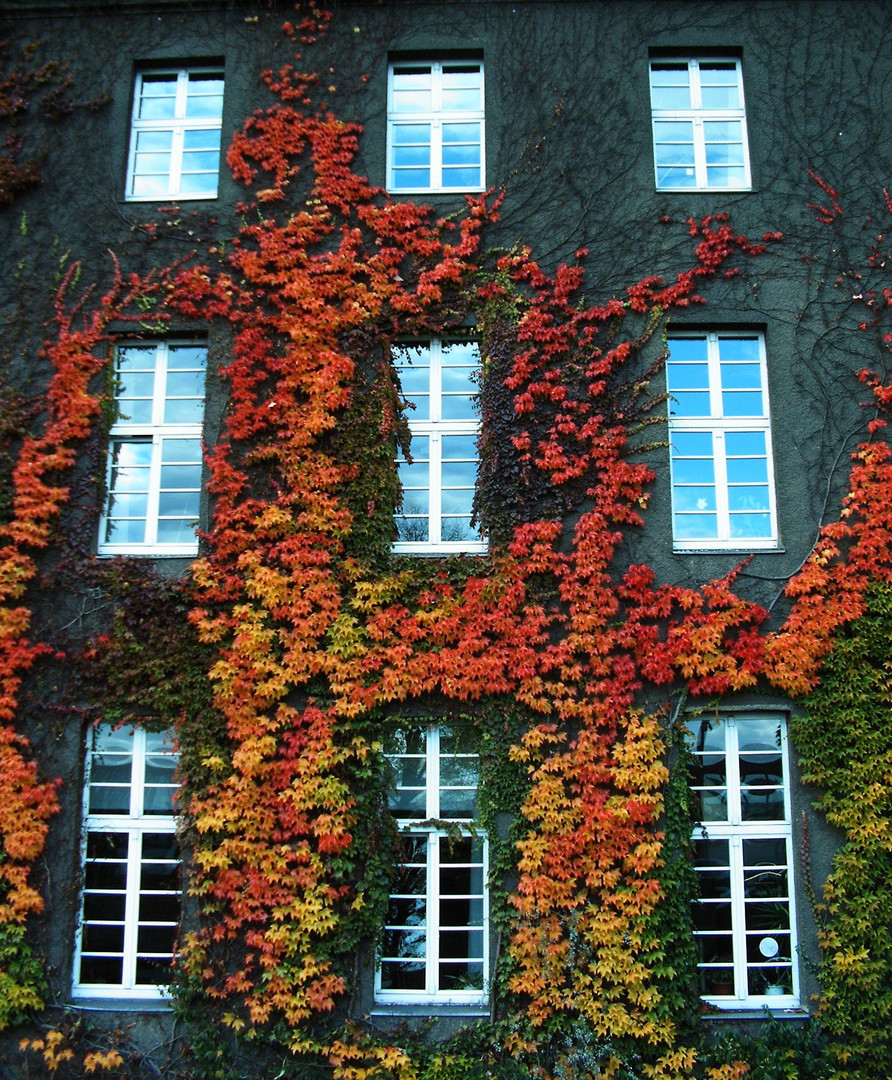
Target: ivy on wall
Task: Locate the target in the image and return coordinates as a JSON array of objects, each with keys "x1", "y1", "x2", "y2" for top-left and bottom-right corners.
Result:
[{"x1": 2, "y1": 5, "x2": 892, "y2": 1079}]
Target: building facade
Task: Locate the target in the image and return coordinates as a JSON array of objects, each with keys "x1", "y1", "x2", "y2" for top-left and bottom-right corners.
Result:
[{"x1": 1, "y1": 1, "x2": 891, "y2": 1076}]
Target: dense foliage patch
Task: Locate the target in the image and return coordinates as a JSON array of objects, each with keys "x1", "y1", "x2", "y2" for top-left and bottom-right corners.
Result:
[{"x1": 2, "y1": 6, "x2": 892, "y2": 1078}]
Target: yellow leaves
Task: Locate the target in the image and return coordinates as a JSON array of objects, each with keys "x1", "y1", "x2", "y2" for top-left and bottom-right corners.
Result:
[
  {"x1": 223, "y1": 1011, "x2": 247, "y2": 1032},
  {"x1": 20, "y1": 1031, "x2": 75, "y2": 1072},
  {"x1": 83, "y1": 1050, "x2": 125, "y2": 1072}
]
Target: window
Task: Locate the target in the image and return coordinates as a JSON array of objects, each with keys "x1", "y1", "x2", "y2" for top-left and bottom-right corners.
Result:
[
  {"x1": 73, "y1": 724, "x2": 180, "y2": 999},
  {"x1": 667, "y1": 332, "x2": 776, "y2": 549},
  {"x1": 688, "y1": 714, "x2": 799, "y2": 1008},
  {"x1": 387, "y1": 61, "x2": 484, "y2": 192},
  {"x1": 649, "y1": 58, "x2": 750, "y2": 191},
  {"x1": 377, "y1": 724, "x2": 488, "y2": 1006},
  {"x1": 99, "y1": 341, "x2": 206, "y2": 556},
  {"x1": 394, "y1": 339, "x2": 486, "y2": 554},
  {"x1": 126, "y1": 68, "x2": 224, "y2": 200}
]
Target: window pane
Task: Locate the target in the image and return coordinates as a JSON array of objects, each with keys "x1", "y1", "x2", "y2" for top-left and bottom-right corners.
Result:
[
  {"x1": 728, "y1": 486, "x2": 770, "y2": 513},
  {"x1": 671, "y1": 431, "x2": 713, "y2": 457},
  {"x1": 672, "y1": 458, "x2": 715, "y2": 487},
  {"x1": 137, "y1": 74, "x2": 177, "y2": 119},
  {"x1": 699, "y1": 64, "x2": 741, "y2": 110},
  {"x1": 380, "y1": 961, "x2": 425, "y2": 990},
  {"x1": 706, "y1": 165, "x2": 748, "y2": 188},
  {"x1": 674, "y1": 513, "x2": 718, "y2": 539},
  {"x1": 79, "y1": 957, "x2": 124, "y2": 985},
  {"x1": 442, "y1": 166, "x2": 481, "y2": 189},
  {"x1": 650, "y1": 63, "x2": 692, "y2": 110},
  {"x1": 670, "y1": 390, "x2": 712, "y2": 417}
]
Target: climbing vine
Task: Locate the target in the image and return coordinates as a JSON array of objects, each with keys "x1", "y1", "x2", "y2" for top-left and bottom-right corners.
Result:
[{"x1": 2, "y1": 5, "x2": 892, "y2": 1079}]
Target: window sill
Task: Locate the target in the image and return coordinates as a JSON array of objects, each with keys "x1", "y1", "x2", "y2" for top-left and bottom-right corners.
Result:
[
  {"x1": 98, "y1": 549, "x2": 199, "y2": 558},
  {"x1": 700, "y1": 1005, "x2": 808, "y2": 1021},
  {"x1": 673, "y1": 546, "x2": 785, "y2": 555},
  {"x1": 393, "y1": 545, "x2": 489, "y2": 557},
  {"x1": 371, "y1": 1003, "x2": 490, "y2": 1018},
  {"x1": 124, "y1": 194, "x2": 219, "y2": 203},
  {"x1": 68, "y1": 997, "x2": 173, "y2": 1013},
  {"x1": 656, "y1": 186, "x2": 753, "y2": 194},
  {"x1": 386, "y1": 187, "x2": 486, "y2": 197}
]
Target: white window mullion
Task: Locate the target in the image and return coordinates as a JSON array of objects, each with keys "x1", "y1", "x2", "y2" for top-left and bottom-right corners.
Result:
[
  {"x1": 142, "y1": 437, "x2": 164, "y2": 548},
  {"x1": 692, "y1": 117, "x2": 707, "y2": 187},
  {"x1": 427, "y1": 833, "x2": 440, "y2": 997},
  {"x1": 121, "y1": 830, "x2": 143, "y2": 990},
  {"x1": 729, "y1": 834, "x2": 748, "y2": 1001},
  {"x1": 711, "y1": 431, "x2": 731, "y2": 543}
]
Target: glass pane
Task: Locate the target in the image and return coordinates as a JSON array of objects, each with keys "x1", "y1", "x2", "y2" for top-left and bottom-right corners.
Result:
[
  {"x1": 728, "y1": 485, "x2": 770, "y2": 512},
  {"x1": 726, "y1": 431, "x2": 767, "y2": 457},
  {"x1": 388, "y1": 897, "x2": 426, "y2": 925},
  {"x1": 723, "y1": 390, "x2": 764, "y2": 416},
  {"x1": 90, "y1": 755, "x2": 132, "y2": 785},
  {"x1": 441, "y1": 435, "x2": 478, "y2": 461},
  {"x1": 83, "y1": 892, "x2": 126, "y2": 922},
  {"x1": 674, "y1": 513, "x2": 717, "y2": 539},
  {"x1": 135, "y1": 956, "x2": 174, "y2": 985},
  {"x1": 393, "y1": 144, "x2": 431, "y2": 168},
  {"x1": 743, "y1": 837, "x2": 787, "y2": 866},
  {"x1": 744, "y1": 867, "x2": 787, "y2": 899},
  {"x1": 672, "y1": 457, "x2": 715, "y2": 485},
  {"x1": 156, "y1": 518, "x2": 197, "y2": 544},
  {"x1": 79, "y1": 956, "x2": 124, "y2": 985},
  {"x1": 697, "y1": 933, "x2": 733, "y2": 964},
  {"x1": 695, "y1": 789, "x2": 728, "y2": 821},
  {"x1": 133, "y1": 130, "x2": 172, "y2": 155},
  {"x1": 138, "y1": 925, "x2": 178, "y2": 953},
  {"x1": 650, "y1": 63, "x2": 692, "y2": 110},
  {"x1": 440, "y1": 725, "x2": 477, "y2": 755},
  {"x1": 441, "y1": 166, "x2": 481, "y2": 189},
  {"x1": 89, "y1": 786, "x2": 132, "y2": 814},
  {"x1": 671, "y1": 431, "x2": 713, "y2": 457},
  {"x1": 131, "y1": 174, "x2": 171, "y2": 198},
  {"x1": 390, "y1": 168, "x2": 430, "y2": 189},
  {"x1": 692, "y1": 901, "x2": 732, "y2": 932},
  {"x1": 441, "y1": 897, "x2": 483, "y2": 927},
  {"x1": 442, "y1": 122, "x2": 480, "y2": 147},
  {"x1": 138, "y1": 74, "x2": 177, "y2": 120},
  {"x1": 392, "y1": 68, "x2": 432, "y2": 114},
  {"x1": 687, "y1": 719, "x2": 725, "y2": 752},
  {"x1": 85, "y1": 861, "x2": 127, "y2": 890},
  {"x1": 85, "y1": 830, "x2": 130, "y2": 859},
  {"x1": 440, "y1": 961, "x2": 483, "y2": 990},
  {"x1": 138, "y1": 893, "x2": 180, "y2": 922},
  {"x1": 727, "y1": 458, "x2": 769, "y2": 486},
  {"x1": 383, "y1": 926, "x2": 427, "y2": 959},
  {"x1": 82, "y1": 924, "x2": 125, "y2": 952},
  {"x1": 667, "y1": 362, "x2": 709, "y2": 390},
  {"x1": 673, "y1": 486, "x2": 716, "y2": 512},
  {"x1": 705, "y1": 141, "x2": 745, "y2": 168},
  {"x1": 706, "y1": 165, "x2": 748, "y2": 188},
  {"x1": 167, "y1": 345, "x2": 206, "y2": 370},
  {"x1": 110, "y1": 439, "x2": 153, "y2": 469},
  {"x1": 380, "y1": 960, "x2": 425, "y2": 990},
  {"x1": 699, "y1": 64, "x2": 741, "y2": 110},
  {"x1": 696, "y1": 869, "x2": 731, "y2": 899},
  {"x1": 392, "y1": 123, "x2": 431, "y2": 145}
]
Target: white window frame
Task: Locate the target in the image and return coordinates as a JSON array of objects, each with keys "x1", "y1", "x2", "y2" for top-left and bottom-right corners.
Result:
[
  {"x1": 386, "y1": 60, "x2": 485, "y2": 193},
  {"x1": 688, "y1": 714, "x2": 799, "y2": 1011},
  {"x1": 126, "y1": 67, "x2": 224, "y2": 201},
  {"x1": 73, "y1": 724, "x2": 180, "y2": 1001},
  {"x1": 376, "y1": 724, "x2": 489, "y2": 1008},
  {"x1": 667, "y1": 331, "x2": 777, "y2": 550},
  {"x1": 394, "y1": 339, "x2": 486, "y2": 555},
  {"x1": 99, "y1": 340, "x2": 206, "y2": 557},
  {"x1": 649, "y1": 57, "x2": 751, "y2": 191}
]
